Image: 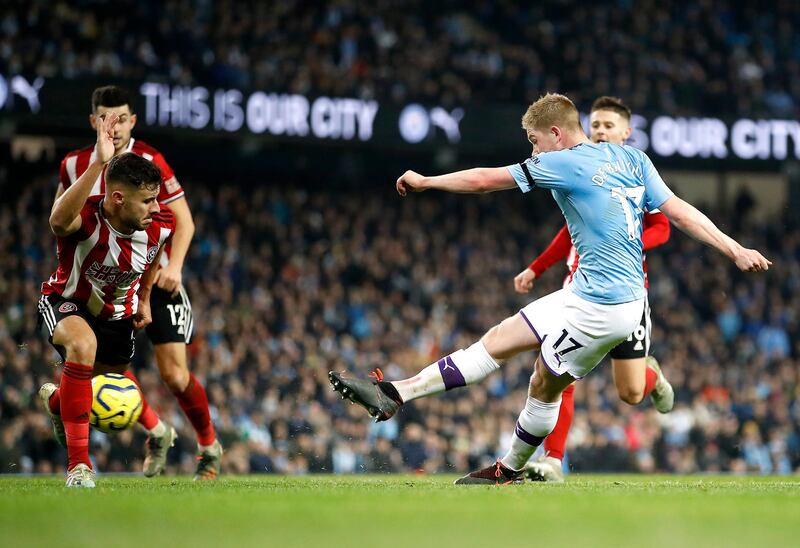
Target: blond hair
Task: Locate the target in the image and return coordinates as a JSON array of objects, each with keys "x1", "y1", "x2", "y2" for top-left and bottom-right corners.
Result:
[{"x1": 521, "y1": 93, "x2": 582, "y2": 132}]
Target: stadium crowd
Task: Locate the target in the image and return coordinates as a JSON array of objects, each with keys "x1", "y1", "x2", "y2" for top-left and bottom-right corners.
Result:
[
  {"x1": 2, "y1": 0, "x2": 799, "y2": 117},
  {"x1": 1, "y1": 175, "x2": 798, "y2": 476}
]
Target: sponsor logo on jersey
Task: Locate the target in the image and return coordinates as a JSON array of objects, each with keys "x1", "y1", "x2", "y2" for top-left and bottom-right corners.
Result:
[{"x1": 86, "y1": 262, "x2": 139, "y2": 286}]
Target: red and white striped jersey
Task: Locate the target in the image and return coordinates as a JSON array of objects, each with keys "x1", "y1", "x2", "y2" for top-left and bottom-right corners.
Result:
[
  {"x1": 58, "y1": 138, "x2": 183, "y2": 268},
  {"x1": 42, "y1": 196, "x2": 176, "y2": 321}
]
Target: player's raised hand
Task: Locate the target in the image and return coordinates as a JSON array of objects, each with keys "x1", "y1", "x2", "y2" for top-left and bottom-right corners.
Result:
[
  {"x1": 514, "y1": 268, "x2": 536, "y2": 293},
  {"x1": 96, "y1": 112, "x2": 119, "y2": 165},
  {"x1": 734, "y1": 248, "x2": 772, "y2": 272},
  {"x1": 396, "y1": 170, "x2": 426, "y2": 196}
]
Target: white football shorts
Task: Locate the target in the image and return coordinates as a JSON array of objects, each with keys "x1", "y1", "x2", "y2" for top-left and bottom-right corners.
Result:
[{"x1": 518, "y1": 288, "x2": 644, "y2": 379}]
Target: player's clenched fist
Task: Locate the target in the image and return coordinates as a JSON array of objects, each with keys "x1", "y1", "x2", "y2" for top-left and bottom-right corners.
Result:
[
  {"x1": 513, "y1": 268, "x2": 536, "y2": 294},
  {"x1": 734, "y1": 248, "x2": 772, "y2": 272},
  {"x1": 396, "y1": 170, "x2": 426, "y2": 196}
]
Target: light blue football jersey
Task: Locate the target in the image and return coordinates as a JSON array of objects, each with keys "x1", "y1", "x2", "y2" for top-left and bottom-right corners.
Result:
[{"x1": 507, "y1": 142, "x2": 673, "y2": 304}]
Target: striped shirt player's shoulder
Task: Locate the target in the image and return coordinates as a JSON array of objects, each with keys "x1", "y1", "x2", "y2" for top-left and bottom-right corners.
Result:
[
  {"x1": 151, "y1": 204, "x2": 176, "y2": 228},
  {"x1": 82, "y1": 195, "x2": 105, "y2": 218},
  {"x1": 131, "y1": 139, "x2": 178, "y2": 189},
  {"x1": 59, "y1": 144, "x2": 95, "y2": 186},
  {"x1": 63, "y1": 144, "x2": 94, "y2": 160},
  {"x1": 131, "y1": 139, "x2": 164, "y2": 161},
  {"x1": 86, "y1": 195, "x2": 104, "y2": 207}
]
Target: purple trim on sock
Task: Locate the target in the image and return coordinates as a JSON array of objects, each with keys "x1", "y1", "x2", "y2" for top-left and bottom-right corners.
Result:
[
  {"x1": 438, "y1": 356, "x2": 466, "y2": 390},
  {"x1": 518, "y1": 310, "x2": 542, "y2": 343},
  {"x1": 514, "y1": 421, "x2": 544, "y2": 447}
]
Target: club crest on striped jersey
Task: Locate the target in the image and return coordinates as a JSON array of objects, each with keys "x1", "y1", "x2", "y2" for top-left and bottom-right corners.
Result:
[
  {"x1": 58, "y1": 302, "x2": 78, "y2": 313},
  {"x1": 146, "y1": 246, "x2": 159, "y2": 263}
]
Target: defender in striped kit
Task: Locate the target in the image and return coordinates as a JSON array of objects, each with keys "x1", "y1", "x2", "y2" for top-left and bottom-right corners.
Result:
[
  {"x1": 38, "y1": 112, "x2": 172, "y2": 487},
  {"x1": 51, "y1": 86, "x2": 222, "y2": 480}
]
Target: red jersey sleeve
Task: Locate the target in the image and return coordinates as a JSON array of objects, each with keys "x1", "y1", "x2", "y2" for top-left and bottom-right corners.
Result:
[
  {"x1": 67, "y1": 197, "x2": 102, "y2": 240},
  {"x1": 642, "y1": 212, "x2": 671, "y2": 251},
  {"x1": 151, "y1": 152, "x2": 184, "y2": 204},
  {"x1": 528, "y1": 224, "x2": 573, "y2": 277}
]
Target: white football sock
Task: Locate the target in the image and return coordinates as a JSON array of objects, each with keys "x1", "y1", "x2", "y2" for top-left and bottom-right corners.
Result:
[
  {"x1": 391, "y1": 341, "x2": 500, "y2": 402},
  {"x1": 501, "y1": 396, "x2": 561, "y2": 471}
]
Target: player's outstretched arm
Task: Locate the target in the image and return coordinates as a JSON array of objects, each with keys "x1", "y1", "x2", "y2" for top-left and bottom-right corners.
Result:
[
  {"x1": 49, "y1": 113, "x2": 118, "y2": 236},
  {"x1": 658, "y1": 196, "x2": 771, "y2": 272},
  {"x1": 396, "y1": 167, "x2": 517, "y2": 196}
]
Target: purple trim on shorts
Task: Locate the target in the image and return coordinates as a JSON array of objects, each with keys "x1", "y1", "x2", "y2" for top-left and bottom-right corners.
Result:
[
  {"x1": 438, "y1": 356, "x2": 466, "y2": 391},
  {"x1": 538, "y1": 353, "x2": 579, "y2": 381},
  {"x1": 514, "y1": 421, "x2": 544, "y2": 447},
  {"x1": 538, "y1": 352, "x2": 561, "y2": 377},
  {"x1": 518, "y1": 310, "x2": 542, "y2": 342}
]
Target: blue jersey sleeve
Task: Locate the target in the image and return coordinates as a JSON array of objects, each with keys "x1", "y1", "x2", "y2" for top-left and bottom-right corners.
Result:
[
  {"x1": 505, "y1": 152, "x2": 569, "y2": 193},
  {"x1": 639, "y1": 152, "x2": 673, "y2": 210}
]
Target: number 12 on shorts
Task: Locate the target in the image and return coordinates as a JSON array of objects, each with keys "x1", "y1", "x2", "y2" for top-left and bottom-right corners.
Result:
[{"x1": 166, "y1": 304, "x2": 186, "y2": 335}]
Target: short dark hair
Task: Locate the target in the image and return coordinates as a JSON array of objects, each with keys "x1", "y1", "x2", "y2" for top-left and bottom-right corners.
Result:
[
  {"x1": 106, "y1": 153, "x2": 161, "y2": 191},
  {"x1": 92, "y1": 86, "x2": 133, "y2": 113},
  {"x1": 590, "y1": 96, "x2": 631, "y2": 121}
]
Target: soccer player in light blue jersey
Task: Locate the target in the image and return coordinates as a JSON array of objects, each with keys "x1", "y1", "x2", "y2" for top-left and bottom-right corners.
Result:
[{"x1": 329, "y1": 92, "x2": 770, "y2": 484}]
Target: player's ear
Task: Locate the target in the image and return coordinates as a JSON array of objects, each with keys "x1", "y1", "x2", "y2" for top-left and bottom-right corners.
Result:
[
  {"x1": 109, "y1": 188, "x2": 126, "y2": 205},
  {"x1": 130, "y1": 112, "x2": 137, "y2": 129},
  {"x1": 622, "y1": 126, "x2": 632, "y2": 140},
  {"x1": 89, "y1": 114, "x2": 97, "y2": 130}
]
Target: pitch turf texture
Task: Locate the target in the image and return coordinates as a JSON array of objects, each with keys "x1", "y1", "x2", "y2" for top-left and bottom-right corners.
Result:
[{"x1": 1, "y1": 475, "x2": 799, "y2": 547}]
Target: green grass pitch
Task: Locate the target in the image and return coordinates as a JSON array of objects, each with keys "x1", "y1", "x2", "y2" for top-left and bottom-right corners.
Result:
[{"x1": 1, "y1": 475, "x2": 799, "y2": 547}]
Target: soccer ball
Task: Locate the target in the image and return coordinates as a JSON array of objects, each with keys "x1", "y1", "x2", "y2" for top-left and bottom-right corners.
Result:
[{"x1": 90, "y1": 373, "x2": 143, "y2": 433}]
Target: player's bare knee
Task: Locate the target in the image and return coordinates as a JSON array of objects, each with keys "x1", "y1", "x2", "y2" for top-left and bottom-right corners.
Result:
[
  {"x1": 618, "y1": 387, "x2": 645, "y2": 405},
  {"x1": 479, "y1": 325, "x2": 504, "y2": 359},
  {"x1": 57, "y1": 331, "x2": 97, "y2": 363},
  {"x1": 158, "y1": 360, "x2": 189, "y2": 392}
]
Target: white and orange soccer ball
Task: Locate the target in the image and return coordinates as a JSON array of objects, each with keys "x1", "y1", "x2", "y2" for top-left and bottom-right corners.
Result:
[{"x1": 90, "y1": 373, "x2": 143, "y2": 433}]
